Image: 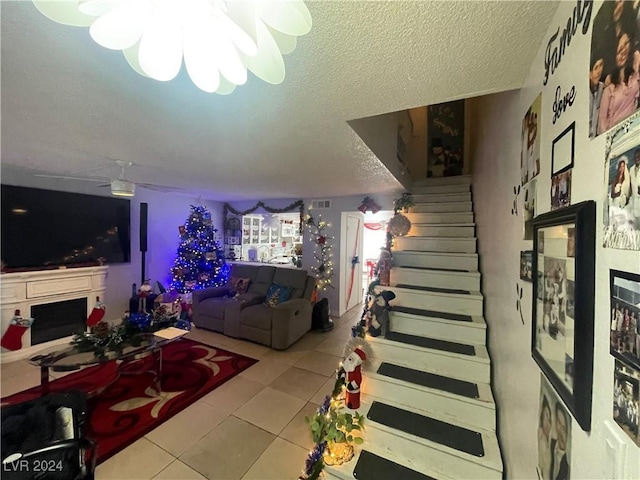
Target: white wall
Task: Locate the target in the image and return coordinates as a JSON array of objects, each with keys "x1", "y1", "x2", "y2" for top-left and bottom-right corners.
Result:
[
  {"x1": 469, "y1": 1, "x2": 640, "y2": 477},
  {"x1": 1, "y1": 166, "x2": 224, "y2": 321}
]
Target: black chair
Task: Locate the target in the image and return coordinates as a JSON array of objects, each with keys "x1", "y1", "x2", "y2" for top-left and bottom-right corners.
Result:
[{"x1": 1, "y1": 390, "x2": 96, "y2": 480}]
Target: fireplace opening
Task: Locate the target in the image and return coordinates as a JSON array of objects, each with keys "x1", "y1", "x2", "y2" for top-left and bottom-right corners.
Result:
[{"x1": 30, "y1": 298, "x2": 87, "y2": 345}]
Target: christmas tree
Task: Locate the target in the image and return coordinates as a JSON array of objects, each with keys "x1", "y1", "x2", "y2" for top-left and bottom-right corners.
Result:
[{"x1": 170, "y1": 205, "x2": 229, "y2": 293}]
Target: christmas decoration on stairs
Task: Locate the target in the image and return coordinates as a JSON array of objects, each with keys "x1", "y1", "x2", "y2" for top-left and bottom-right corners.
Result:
[{"x1": 170, "y1": 205, "x2": 229, "y2": 293}]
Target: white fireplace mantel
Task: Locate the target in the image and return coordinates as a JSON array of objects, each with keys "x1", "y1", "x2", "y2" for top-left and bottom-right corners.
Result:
[{"x1": 1, "y1": 266, "x2": 108, "y2": 361}]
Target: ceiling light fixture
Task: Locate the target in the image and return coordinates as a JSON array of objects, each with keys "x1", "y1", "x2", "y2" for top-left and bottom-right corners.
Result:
[
  {"x1": 32, "y1": 0, "x2": 312, "y2": 94},
  {"x1": 110, "y1": 179, "x2": 135, "y2": 197}
]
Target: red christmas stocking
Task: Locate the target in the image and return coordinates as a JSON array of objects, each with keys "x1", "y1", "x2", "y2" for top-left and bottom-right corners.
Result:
[
  {"x1": 86, "y1": 305, "x2": 106, "y2": 327},
  {"x1": 1, "y1": 324, "x2": 29, "y2": 351}
]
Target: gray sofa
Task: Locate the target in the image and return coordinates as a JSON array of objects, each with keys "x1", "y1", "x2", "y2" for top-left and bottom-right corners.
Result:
[{"x1": 191, "y1": 264, "x2": 315, "y2": 350}]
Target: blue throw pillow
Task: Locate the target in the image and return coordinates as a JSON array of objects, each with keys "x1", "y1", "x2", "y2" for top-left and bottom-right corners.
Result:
[{"x1": 264, "y1": 283, "x2": 292, "y2": 306}]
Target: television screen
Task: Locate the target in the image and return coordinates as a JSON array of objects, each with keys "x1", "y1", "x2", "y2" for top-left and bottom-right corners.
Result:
[{"x1": 1, "y1": 185, "x2": 131, "y2": 270}]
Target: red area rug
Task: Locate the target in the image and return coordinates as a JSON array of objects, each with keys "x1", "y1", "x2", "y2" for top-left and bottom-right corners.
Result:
[{"x1": 1, "y1": 339, "x2": 257, "y2": 464}]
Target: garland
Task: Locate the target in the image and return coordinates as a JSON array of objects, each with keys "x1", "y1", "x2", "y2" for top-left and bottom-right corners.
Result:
[
  {"x1": 305, "y1": 209, "x2": 335, "y2": 290},
  {"x1": 223, "y1": 200, "x2": 305, "y2": 235}
]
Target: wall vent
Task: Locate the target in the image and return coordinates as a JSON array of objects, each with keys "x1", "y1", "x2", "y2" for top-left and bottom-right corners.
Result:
[{"x1": 311, "y1": 199, "x2": 331, "y2": 209}]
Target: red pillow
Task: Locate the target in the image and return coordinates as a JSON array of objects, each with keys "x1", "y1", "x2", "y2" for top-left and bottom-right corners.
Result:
[{"x1": 229, "y1": 277, "x2": 250, "y2": 295}]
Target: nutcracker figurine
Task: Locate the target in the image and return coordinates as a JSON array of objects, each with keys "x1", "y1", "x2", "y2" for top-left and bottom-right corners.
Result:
[{"x1": 343, "y1": 347, "x2": 367, "y2": 410}]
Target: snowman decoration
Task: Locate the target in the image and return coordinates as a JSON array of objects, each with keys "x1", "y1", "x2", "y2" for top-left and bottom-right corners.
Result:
[{"x1": 342, "y1": 347, "x2": 367, "y2": 410}]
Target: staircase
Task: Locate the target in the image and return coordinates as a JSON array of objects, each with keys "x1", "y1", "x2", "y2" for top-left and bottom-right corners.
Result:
[{"x1": 325, "y1": 175, "x2": 503, "y2": 480}]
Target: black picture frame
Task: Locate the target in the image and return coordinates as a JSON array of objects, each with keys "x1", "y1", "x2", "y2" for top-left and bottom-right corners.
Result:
[
  {"x1": 532, "y1": 200, "x2": 596, "y2": 431},
  {"x1": 551, "y1": 122, "x2": 575, "y2": 176},
  {"x1": 609, "y1": 269, "x2": 640, "y2": 371}
]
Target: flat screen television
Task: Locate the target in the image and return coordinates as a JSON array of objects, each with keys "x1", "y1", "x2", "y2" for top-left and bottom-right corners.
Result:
[{"x1": 1, "y1": 185, "x2": 131, "y2": 271}]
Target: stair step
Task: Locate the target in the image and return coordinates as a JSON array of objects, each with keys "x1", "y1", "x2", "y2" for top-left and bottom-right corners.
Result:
[
  {"x1": 376, "y1": 362, "x2": 479, "y2": 399},
  {"x1": 364, "y1": 361, "x2": 496, "y2": 431},
  {"x1": 409, "y1": 224, "x2": 475, "y2": 238},
  {"x1": 390, "y1": 310, "x2": 487, "y2": 345},
  {"x1": 412, "y1": 192, "x2": 471, "y2": 204},
  {"x1": 406, "y1": 212, "x2": 474, "y2": 224},
  {"x1": 392, "y1": 306, "x2": 472, "y2": 322},
  {"x1": 385, "y1": 331, "x2": 475, "y2": 355},
  {"x1": 394, "y1": 283, "x2": 470, "y2": 295},
  {"x1": 394, "y1": 236, "x2": 477, "y2": 254},
  {"x1": 393, "y1": 251, "x2": 478, "y2": 271},
  {"x1": 409, "y1": 201, "x2": 472, "y2": 213},
  {"x1": 391, "y1": 267, "x2": 481, "y2": 291},
  {"x1": 367, "y1": 401, "x2": 485, "y2": 457},
  {"x1": 412, "y1": 184, "x2": 470, "y2": 195},
  {"x1": 366, "y1": 336, "x2": 490, "y2": 383},
  {"x1": 413, "y1": 175, "x2": 472, "y2": 187},
  {"x1": 380, "y1": 285, "x2": 483, "y2": 317},
  {"x1": 353, "y1": 450, "x2": 437, "y2": 480}
]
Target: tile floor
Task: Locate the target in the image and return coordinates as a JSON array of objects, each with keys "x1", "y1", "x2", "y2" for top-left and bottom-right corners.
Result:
[{"x1": 0, "y1": 307, "x2": 362, "y2": 480}]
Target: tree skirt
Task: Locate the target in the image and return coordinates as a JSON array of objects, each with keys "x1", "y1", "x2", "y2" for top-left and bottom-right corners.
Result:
[{"x1": 1, "y1": 339, "x2": 258, "y2": 464}]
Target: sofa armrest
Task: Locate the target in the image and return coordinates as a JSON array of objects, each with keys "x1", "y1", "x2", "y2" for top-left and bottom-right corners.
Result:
[
  {"x1": 270, "y1": 298, "x2": 313, "y2": 350},
  {"x1": 192, "y1": 286, "x2": 229, "y2": 306}
]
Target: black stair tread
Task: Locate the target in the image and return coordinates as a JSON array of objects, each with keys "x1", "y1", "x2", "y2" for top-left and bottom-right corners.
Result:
[
  {"x1": 377, "y1": 362, "x2": 480, "y2": 399},
  {"x1": 392, "y1": 306, "x2": 473, "y2": 322},
  {"x1": 385, "y1": 331, "x2": 476, "y2": 356},
  {"x1": 395, "y1": 283, "x2": 470, "y2": 295},
  {"x1": 367, "y1": 401, "x2": 485, "y2": 458},
  {"x1": 353, "y1": 450, "x2": 437, "y2": 480},
  {"x1": 395, "y1": 266, "x2": 471, "y2": 273}
]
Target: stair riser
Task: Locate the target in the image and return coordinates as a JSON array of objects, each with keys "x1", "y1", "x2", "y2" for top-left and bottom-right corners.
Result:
[
  {"x1": 361, "y1": 425, "x2": 500, "y2": 480},
  {"x1": 406, "y1": 212, "x2": 474, "y2": 224},
  {"x1": 391, "y1": 269, "x2": 480, "y2": 291},
  {"x1": 410, "y1": 202, "x2": 473, "y2": 213},
  {"x1": 393, "y1": 252, "x2": 478, "y2": 271},
  {"x1": 413, "y1": 175, "x2": 472, "y2": 187},
  {"x1": 412, "y1": 192, "x2": 471, "y2": 203},
  {"x1": 371, "y1": 343, "x2": 490, "y2": 383},
  {"x1": 394, "y1": 237, "x2": 477, "y2": 254},
  {"x1": 409, "y1": 225, "x2": 475, "y2": 237},
  {"x1": 412, "y1": 184, "x2": 470, "y2": 195},
  {"x1": 390, "y1": 312, "x2": 486, "y2": 344},
  {"x1": 388, "y1": 289, "x2": 483, "y2": 316},
  {"x1": 363, "y1": 377, "x2": 496, "y2": 431}
]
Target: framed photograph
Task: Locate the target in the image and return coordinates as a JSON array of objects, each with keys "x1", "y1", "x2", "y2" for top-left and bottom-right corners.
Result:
[
  {"x1": 532, "y1": 201, "x2": 596, "y2": 431},
  {"x1": 537, "y1": 374, "x2": 572, "y2": 479},
  {"x1": 603, "y1": 112, "x2": 640, "y2": 251},
  {"x1": 524, "y1": 179, "x2": 537, "y2": 240},
  {"x1": 613, "y1": 359, "x2": 640, "y2": 447},
  {"x1": 610, "y1": 270, "x2": 640, "y2": 370},
  {"x1": 551, "y1": 169, "x2": 572, "y2": 211},
  {"x1": 227, "y1": 236, "x2": 240, "y2": 245},
  {"x1": 551, "y1": 122, "x2": 575, "y2": 176},
  {"x1": 427, "y1": 100, "x2": 465, "y2": 178},
  {"x1": 521, "y1": 93, "x2": 541, "y2": 185},
  {"x1": 520, "y1": 250, "x2": 533, "y2": 282}
]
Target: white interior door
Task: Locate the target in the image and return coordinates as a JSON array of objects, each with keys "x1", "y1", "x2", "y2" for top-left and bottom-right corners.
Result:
[{"x1": 341, "y1": 212, "x2": 364, "y2": 314}]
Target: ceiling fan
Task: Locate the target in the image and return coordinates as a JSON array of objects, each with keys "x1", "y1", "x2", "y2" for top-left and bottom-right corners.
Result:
[{"x1": 34, "y1": 160, "x2": 186, "y2": 197}]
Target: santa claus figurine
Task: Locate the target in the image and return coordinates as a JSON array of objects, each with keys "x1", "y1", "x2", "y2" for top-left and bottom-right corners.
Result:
[{"x1": 343, "y1": 347, "x2": 366, "y2": 410}]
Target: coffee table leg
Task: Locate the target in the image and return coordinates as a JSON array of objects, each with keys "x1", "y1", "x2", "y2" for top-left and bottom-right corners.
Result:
[
  {"x1": 40, "y1": 365, "x2": 50, "y2": 394},
  {"x1": 151, "y1": 347, "x2": 163, "y2": 395}
]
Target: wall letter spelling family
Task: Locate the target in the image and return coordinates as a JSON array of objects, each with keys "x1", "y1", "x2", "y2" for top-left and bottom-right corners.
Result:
[
  {"x1": 552, "y1": 85, "x2": 576, "y2": 124},
  {"x1": 543, "y1": 0, "x2": 593, "y2": 85}
]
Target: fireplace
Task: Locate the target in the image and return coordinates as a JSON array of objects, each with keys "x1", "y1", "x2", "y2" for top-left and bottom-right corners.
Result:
[{"x1": 30, "y1": 298, "x2": 87, "y2": 345}]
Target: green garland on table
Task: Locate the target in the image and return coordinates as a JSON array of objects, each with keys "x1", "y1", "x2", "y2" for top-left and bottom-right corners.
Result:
[{"x1": 223, "y1": 200, "x2": 305, "y2": 235}]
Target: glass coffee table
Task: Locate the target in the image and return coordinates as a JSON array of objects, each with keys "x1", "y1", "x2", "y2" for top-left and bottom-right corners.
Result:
[{"x1": 29, "y1": 330, "x2": 187, "y2": 396}]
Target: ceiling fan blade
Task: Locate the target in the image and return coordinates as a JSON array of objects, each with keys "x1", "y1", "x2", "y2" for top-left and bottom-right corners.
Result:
[
  {"x1": 33, "y1": 174, "x2": 111, "y2": 182},
  {"x1": 137, "y1": 183, "x2": 187, "y2": 193}
]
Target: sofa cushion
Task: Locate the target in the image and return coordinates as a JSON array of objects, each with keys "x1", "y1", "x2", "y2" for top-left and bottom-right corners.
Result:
[
  {"x1": 229, "y1": 276, "x2": 250, "y2": 295},
  {"x1": 272, "y1": 269, "x2": 309, "y2": 299},
  {"x1": 231, "y1": 264, "x2": 260, "y2": 280},
  {"x1": 247, "y1": 266, "x2": 276, "y2": 295},
  {"x1": 198, "y1": 297, "x2": 228, "y2": 319},
  {"x1": 240, "y1": 305, "x2": 273, "y2": 330},
  {"x1": 264, "y1": 284, "x2": 292, "y2": 306}
]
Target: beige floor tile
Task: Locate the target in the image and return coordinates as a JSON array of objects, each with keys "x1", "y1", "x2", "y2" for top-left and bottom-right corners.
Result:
[
  {"x1": 1, "y1": 368, "x2": 42, "y2": 398},
  {"x1": 286, "y1": 332, "x2": 327, "y2": 352},
  {"x1": 152, "y1": 459, "x2": 207, "y2": 479},
  {"x1": 234, "y1": 387, "x2": 305, "y2": 435},
  {"x1": 279, "y1": 401, "x2": 319, "y2": 450},
  {"x1": 261, "y1": 348, "x2": 308, "y2": 365},
  {"x1": 1, "y1": 359, "x2": 35, "y2": 380},
  {"x1": 309, "y1": 376, "x2": 337, "y2": 405},
  {"x1": 239, "y1": 358, "x2": 291, "y2": 385},
  {"x1": 96, "y1": 437, "x2": 174, "y2": 480},
  {"x1": 199, "y1": 375, "x2": 264, "y2": 415},
  {"x1": 186, "y1": 328, "x2": 239, "y2": 350},
  {"x1": 224, "y1": 340, "x2": 272, "y2": 360},
  {"x1": 315, "y1": 337, "x2": 349, "y2": 357},
  {"x1": 145, "y1": 399, "x2": 228, "y2": 456},
  {"x1": 269, "y1": 366, "x2": 328, "y2": 401},
  {"x1": 180, "y1": 416, "x2": 274, "y2": 480},
  {"x1": 295, "y1": 351, "x2": 342, "y2": 377},
  {"x1": 241, "y1": 437, "x2": 308, "y2": 480}
]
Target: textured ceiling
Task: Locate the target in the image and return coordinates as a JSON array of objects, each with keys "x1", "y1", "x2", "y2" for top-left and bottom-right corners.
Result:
[{"x1": 1, "y1": 1, "x2": 559, "y2": 201}]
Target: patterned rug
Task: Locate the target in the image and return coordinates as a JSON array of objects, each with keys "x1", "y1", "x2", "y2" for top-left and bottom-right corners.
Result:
[{"x1": 1, "y1": 338, "x2": 258, "y2": 464}]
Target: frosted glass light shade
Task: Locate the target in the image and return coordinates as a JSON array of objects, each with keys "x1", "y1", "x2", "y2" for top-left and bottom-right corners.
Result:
[{"x1": 32, "y1": 0, "x2": 312, "y2": 94}]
